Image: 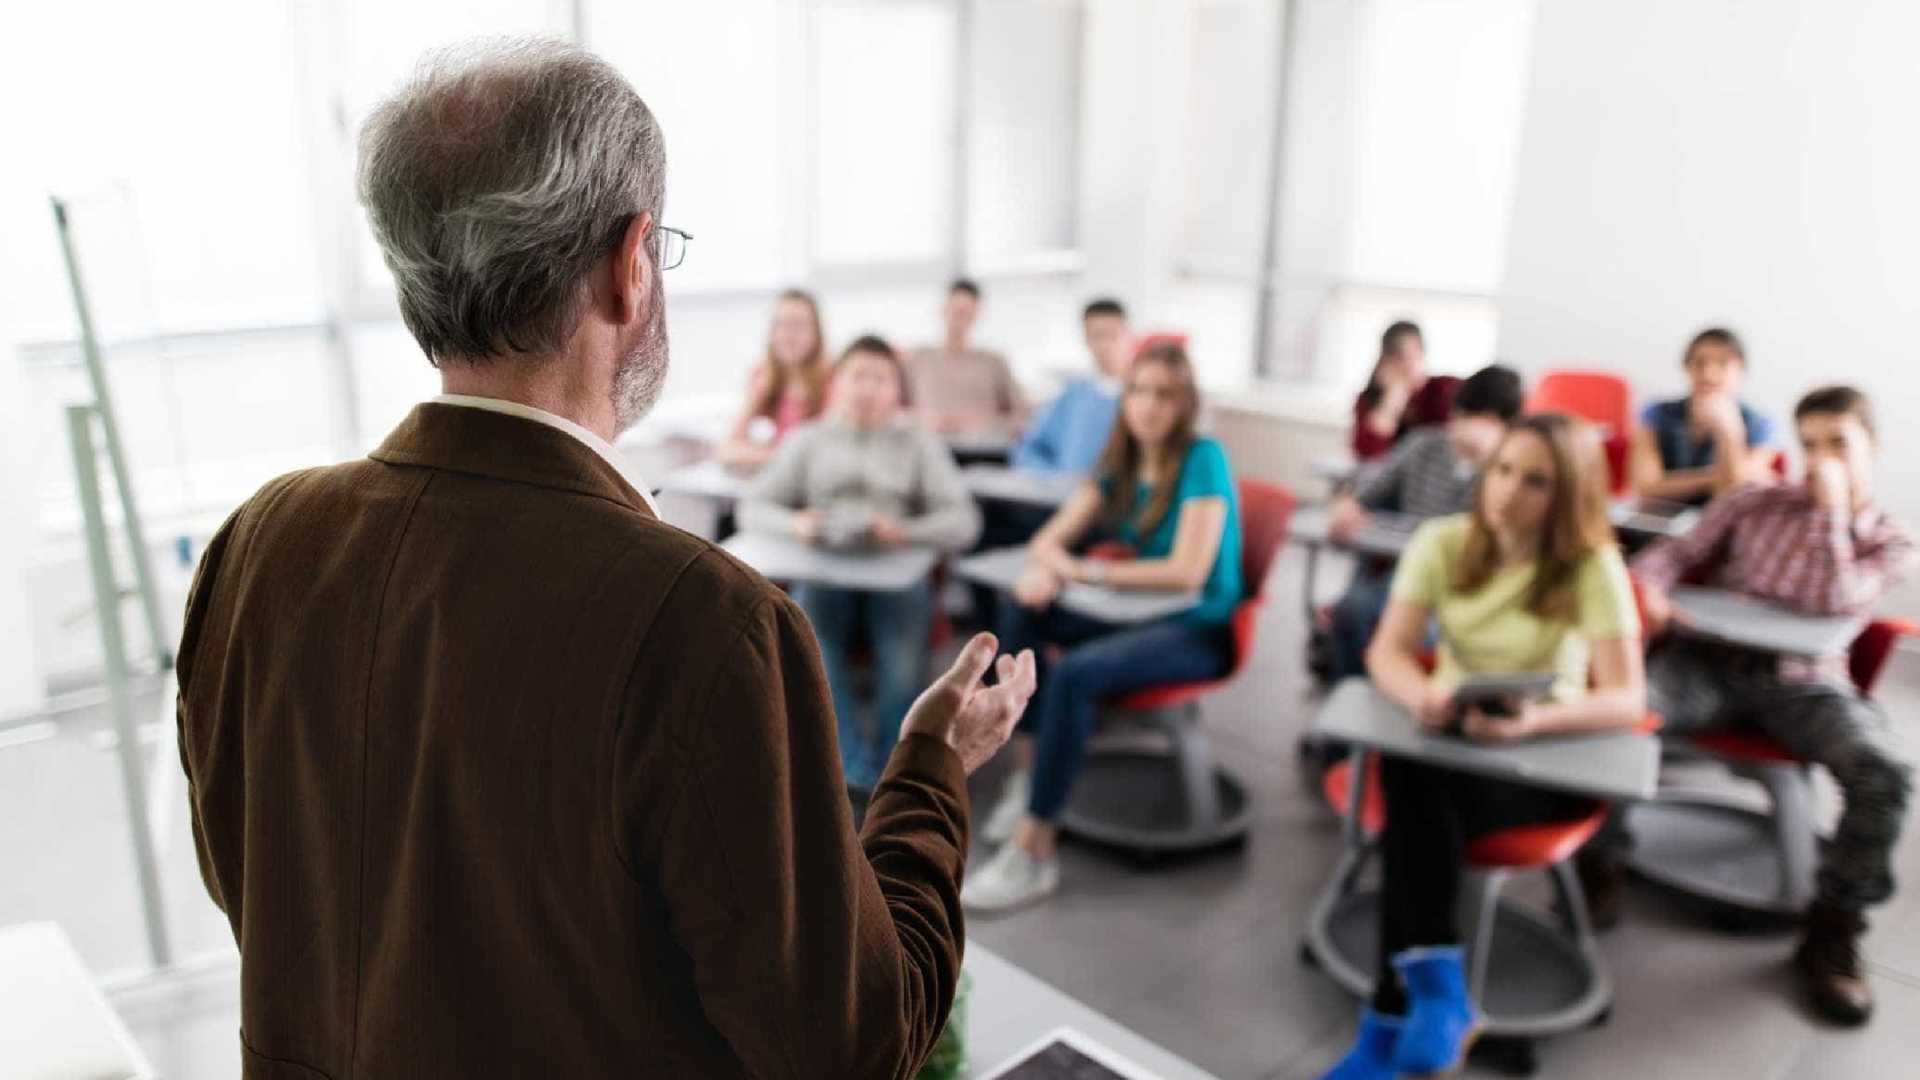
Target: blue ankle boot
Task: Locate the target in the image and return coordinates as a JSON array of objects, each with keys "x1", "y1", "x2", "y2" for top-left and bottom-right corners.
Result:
[
  {"x1": 1318, "y1": 1009, "x2": 1402, "y2": 1080},
  {"x1": 1390, "y1": 945, "x2": 1482, "y2": 1075}
]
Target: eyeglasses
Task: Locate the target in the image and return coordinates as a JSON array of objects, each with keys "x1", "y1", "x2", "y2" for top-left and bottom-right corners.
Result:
[{"x1": 654, "y1": 225, "x2": 693, "y2": 271}]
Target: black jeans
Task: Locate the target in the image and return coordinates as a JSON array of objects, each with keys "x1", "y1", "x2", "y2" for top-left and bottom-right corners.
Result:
[{"x1": 1372, "y1": 755, "x2": 1590, "y2": 1014}]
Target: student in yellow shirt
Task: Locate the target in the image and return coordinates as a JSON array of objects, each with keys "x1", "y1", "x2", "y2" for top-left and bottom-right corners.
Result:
[{"x1": 1322, "y1": 413, "x2": 1645, "y2": 1080}]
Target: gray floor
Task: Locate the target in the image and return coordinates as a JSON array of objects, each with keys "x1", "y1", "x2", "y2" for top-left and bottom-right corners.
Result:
[{"x1": 5, "y1": 540, "x2": 1920, "y2": 1078}]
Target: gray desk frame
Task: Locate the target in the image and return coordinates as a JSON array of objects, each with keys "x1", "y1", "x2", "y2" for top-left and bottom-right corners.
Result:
[
  {"x1": 1668, "y1": 586, "x2": 1863, "y2": 657},
  {"x1": 1310, "y1": 678, "x2": 1659, "y2": 802},
  {"x1": 722, "y1": 532, "x2": 939, "y2": 591},
  {"x1": 1608, "y1": 498, "x2": 1700, "y2": 540},
  {"x1": 955, "y1": 546, "x2": 1198, "y2": 624},
  {"x1": 961, "y1": 465, "x2": 1084, "y2": 509}
]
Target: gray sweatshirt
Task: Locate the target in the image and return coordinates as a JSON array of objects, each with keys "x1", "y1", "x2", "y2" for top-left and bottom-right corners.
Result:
[{"x1": 739, "y1": 418, "x2": 982, "y2": 553}]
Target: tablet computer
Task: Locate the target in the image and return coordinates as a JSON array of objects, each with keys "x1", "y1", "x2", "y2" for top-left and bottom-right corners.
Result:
[{"x1": 1450, "y1": 672, "x2": 1556, "y2": 712}]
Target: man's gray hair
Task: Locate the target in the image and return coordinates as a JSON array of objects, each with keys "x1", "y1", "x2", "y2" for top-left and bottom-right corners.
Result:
[{"x1": 357, "y1": 39, "x2": 666, "y2": 363}]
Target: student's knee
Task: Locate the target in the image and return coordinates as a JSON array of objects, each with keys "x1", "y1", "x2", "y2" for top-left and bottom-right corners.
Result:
[{"x1": 1833, "y1": 742, "x2": 1913, "y2": 818}]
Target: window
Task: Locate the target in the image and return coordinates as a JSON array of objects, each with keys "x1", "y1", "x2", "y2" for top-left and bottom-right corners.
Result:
[{"x1": 966, "y1": 0, "x2": 1083, "y2": 267}]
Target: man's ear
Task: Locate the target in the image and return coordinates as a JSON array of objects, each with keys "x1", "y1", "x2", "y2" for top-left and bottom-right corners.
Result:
[{"x1": 610, "y1": 212, "x2": 653, "y2": 326}]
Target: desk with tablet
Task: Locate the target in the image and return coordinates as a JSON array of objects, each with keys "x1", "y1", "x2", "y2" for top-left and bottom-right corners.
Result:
[
  {"x1": 962, "y1": 466, "x2": 1084, "y2": 509},
  {"x1": 721, "y1": 532, "x2": 939, "y2": 592},
  {"x1": 1309, "y1": 678, "x2": 1659, "y2": 802},
  {"x1": 964, "y1": 942, "x2": 1219, "y2": 1080},
  {"x1": 948, "y1": 432, "x2": 1017, "y2": 465},
  {"x1": 1667, "y1": 586, "x2": 1863, "y2": 657},
  {"x1": 955, "y1": 546, "x2": 1199, "y2": 624}
]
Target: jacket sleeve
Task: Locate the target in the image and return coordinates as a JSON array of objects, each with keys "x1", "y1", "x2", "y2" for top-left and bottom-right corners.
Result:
[
  {"x1": 626, "y1": 588, "x2": 970, "y2": 1080},
  {"x1": 174, "y1": 503, "x2": 250, "y2": 916}
]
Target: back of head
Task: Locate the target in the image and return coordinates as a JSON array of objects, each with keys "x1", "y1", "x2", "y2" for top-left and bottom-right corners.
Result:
[
  {"x1": 1453, "y1": 365, "x2": 1524, "y2": 422},
  {"x1": 358, "y1": 39, "x2": 666, "y2": 364}
]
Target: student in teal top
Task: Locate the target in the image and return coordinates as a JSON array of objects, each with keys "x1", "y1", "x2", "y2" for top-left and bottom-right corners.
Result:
[{"x1": 963, "y1": 341, "x2": 1243, "y2": 912}]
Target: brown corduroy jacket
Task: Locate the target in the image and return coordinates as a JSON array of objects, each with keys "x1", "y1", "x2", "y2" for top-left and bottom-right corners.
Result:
[{"x1": 176, "y1": 402, "x2": 970, "y2": 1079}]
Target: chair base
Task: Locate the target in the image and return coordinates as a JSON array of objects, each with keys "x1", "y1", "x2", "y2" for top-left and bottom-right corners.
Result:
[
  {"x1": 1302, "y1": 883, "x2": 1610, "y2": 1039},
  {"x1": 1057, "y1": 748, "x2": 1252, "y2": 854},
  {"x1": 1623, "y1": 793, "x2": 1815, "y2": 918}
]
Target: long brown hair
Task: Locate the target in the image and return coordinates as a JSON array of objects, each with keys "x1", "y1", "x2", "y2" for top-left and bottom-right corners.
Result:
[
  {"x1": 1095, "y1": 339, "x2": 1200, "y2": 537},
  {"x1": 748, "y1": 289, "x2": 829, "y2": 421},
  {"x1": 1453, "y1": 413, "x2": 1615, "y2": 617}
]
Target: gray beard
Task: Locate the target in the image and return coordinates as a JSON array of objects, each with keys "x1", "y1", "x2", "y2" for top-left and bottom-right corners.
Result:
[{"x1": 611, "y1": 280, "x2": 671, "y2": 434}]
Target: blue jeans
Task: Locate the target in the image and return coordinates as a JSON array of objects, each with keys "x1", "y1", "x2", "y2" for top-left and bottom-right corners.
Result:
[
  {"x1": 794, "y1": 582, "x2": 934, "y2": 791},
  {"x1": 1329, "y1": 562, "x2": 1395, "y2": 682},
  {"x1": 995, "y1": 602, "x2": 1233, "y2": 822}
]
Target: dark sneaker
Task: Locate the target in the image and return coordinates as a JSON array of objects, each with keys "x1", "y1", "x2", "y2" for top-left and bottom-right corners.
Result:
[{"x1": 1794, "y1": 902, "x2": 1874, "y2": 1026}]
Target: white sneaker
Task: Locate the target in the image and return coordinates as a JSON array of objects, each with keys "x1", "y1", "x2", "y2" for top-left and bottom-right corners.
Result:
[
  {"x1": 961, "y1": 843, "x2": 1060, "y2": 914},
  {"x1": 981, "y1": 769, "x2": 1031, "y2": 845}
]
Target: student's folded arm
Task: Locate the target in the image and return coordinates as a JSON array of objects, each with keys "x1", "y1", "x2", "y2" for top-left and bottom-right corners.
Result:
[
  {"x1": 1030, "y1": 484, "x2": 1103, "y2": 558},
  {"x1": 1630, "y1": 426, "x2": 1714, "y2": 501},
  {"x1": 624, "y1": 595, "x2": 968, "y2": 1080},
  {"x1": 1009, "y1": 395, "x2": 1063, "y2": 471},
  {"x1": 1351, "y1": 440, "x2": 1409, "y2": 510},
  {"x1": 736, "y1": 430, "x2": 811, "y2": 535},
  {"x1": 1628, "y1": 486, "x2": 1743, "y2": 593},
  {"x1": 1365, "y1": 596, "x2": 1436, "y2": 711},
  {"x1": 1098, "y1": 495, "x2": 1226, "y2": 592},
  {"x1": 903, "y1": 435, "x2": 984, "y2": 551},
  {"x1": 1797, "y1": 516, "x2": 1919, "y2": 617}
]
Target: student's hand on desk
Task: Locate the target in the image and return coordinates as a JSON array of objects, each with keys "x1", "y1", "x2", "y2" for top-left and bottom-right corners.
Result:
[
  {"x1": 1328, "y1": 496, "x2": 1369, "y2": 542},
  {"x1": 869, "y1": 513, "x2": 908, "y2": 547},
  {"x1": 1639, "y1": 584, "x2": 1675, "y2": 637},
  {"x1": 791, "y1": 510, "x2": 825, "y2": 544},
  {"x1": 1412, "y1": 682, "x2": 1457, "y2": 731},
  {"x1": 1032, "y1": 544, "x2": 1079, "y2": 580},
  {"x1": 1462, "y1": 701, "x2": 1541, "y2": 743},
  {"x1": 1012, "y1": 564, "x2": 1063, "y2": 609},
  {"x1": 900, "y1": 632, "x2": 1039, "y2": 774}
]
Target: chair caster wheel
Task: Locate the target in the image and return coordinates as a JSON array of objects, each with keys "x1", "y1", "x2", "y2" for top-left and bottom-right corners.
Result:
[
  {"x1": 1298, "y1": 940, "x2": 1320, "y2": 969},
  {"x1": 1591, "y1": 1005, "x2": 1612, "y2": 1027}
]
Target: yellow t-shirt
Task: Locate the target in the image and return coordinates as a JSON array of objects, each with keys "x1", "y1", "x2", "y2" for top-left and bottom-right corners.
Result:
[{"x1": 1389, "y1": 514, "x2": 1639, "y2": 701}]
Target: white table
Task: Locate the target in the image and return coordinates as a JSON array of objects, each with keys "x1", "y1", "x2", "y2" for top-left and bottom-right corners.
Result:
[
  {"x1": 1668, "y1": 586, "x2": 1863, "y2": 657},
  {"x1": 964, "y1": 942, "x2": 1218, "y2": 1080},
  {"x1": 1311, "y1": 454, "x2": 1359, "y2": 488},
  {"x1": 0, "y1": 922, "x2": 156, "y2": 1080},
  {"x1": 962, "y1": 465, "x2": 1084, "y2": 509},
  {"x1": 1608, "y1": 498, "x2": 1700, "y2": 539},
  {"x1": 722, "y1": 531, "x2": 939, "y2": 591},
  {"x1": 655, "y1": 459, "x2": 755, "y2": 505},
  {"x1": 1310, "y1": 678, "x2": 1660, "y2": 802},
  {"x1": 955, "y1": 546, "x2": 1199, "y2": 624}
]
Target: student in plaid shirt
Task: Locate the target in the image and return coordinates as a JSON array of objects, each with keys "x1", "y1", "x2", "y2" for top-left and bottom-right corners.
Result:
[{"x1": 1627, "y1": 386, "x2": 1916, "y2": 1027}]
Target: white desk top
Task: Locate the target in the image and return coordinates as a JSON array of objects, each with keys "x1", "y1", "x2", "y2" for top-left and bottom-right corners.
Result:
[
  {"x1": 1311, "y1": 679, "x2": 1660, "y2": 802},
  {"x1": 656, "y1": 459, "x2": 755, "y2": 504},
  {"x1": 964, "y1": 942, "x2": 1218, "y2": 1080},
  {"x1": 722, "y1": 531, "x2": 939, "y2": 591},
  {"x1": 1290, "y1": 505, "x2": 1424, "y2": 559},
  {"x1": 1311, "y1": 454, "x2": 1359, "y2": 485},
  {"x1": 0, "y1": 922, "x2": 156, "y2": 1080},
  {"x1": 1608, "y1": 498, "x2": 1700, "y2": 539},
  {"x1": 962, "y1": 465, "x2": 1084, "y2": 509},
  {"x1": 955, "y1": 546, "x2": 1199, "y2": 624},
  {"x1": 1668, "y1": 586, "x2": 1863, "y2": 657}
]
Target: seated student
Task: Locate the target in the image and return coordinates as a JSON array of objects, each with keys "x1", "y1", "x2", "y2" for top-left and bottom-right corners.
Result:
[
  {"x1": 1629, "y1": 327, "x2": 1779, "y2": 504},
  {"x1": 716, "y1": 289, "x2": 829, "y2": 469},
  {"x1": 1323, "y1": 413, "x2": 1644, "y2": 1080},
  {"x1": 1626, "y1": 386, "x2": 1915, "y2": 1027},
  {"x1": 1325, "y1": 364, "x2": 1525, "y2": 681},
  {"x1": 739, "y1": 336, "x2": 982, "y2": 791},
  {"x1": 904, "y1": 279, "x2": 1026, "y2": 438},
  {"x1": 1352, "y1": 320, "x2": 1457, "y2": 460},
  {"x1": 1010, "y1": 298, "x2": 1132, "y2": 474},
  {"x1": 961, "y1": 341, "x2": 1243, "y2": 912}
]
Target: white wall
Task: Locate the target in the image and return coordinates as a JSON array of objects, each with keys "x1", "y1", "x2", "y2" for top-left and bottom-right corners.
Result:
[{"x1": 1501, "y1": 0, "x2": 1920, "y2": 613}]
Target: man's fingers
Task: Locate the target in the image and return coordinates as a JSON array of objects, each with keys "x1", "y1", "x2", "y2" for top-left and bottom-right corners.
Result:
[{"x1": 936, "y1": 632, "x2": 999, "y2": 693}]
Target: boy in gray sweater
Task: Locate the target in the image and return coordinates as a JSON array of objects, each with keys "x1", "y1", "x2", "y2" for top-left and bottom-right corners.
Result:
[{"x1": 741, "y1": 335, "x2": 981, "y2": 790}]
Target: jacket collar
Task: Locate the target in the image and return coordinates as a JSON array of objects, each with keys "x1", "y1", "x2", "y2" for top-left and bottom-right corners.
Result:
[{"x1": 371, "y1": 401, "x2": 657, "y2": 518}]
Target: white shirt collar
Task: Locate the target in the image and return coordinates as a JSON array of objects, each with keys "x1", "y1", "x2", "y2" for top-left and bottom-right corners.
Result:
[{"x1": 431, "y1": 394, "x2": 659, "y2": 516}]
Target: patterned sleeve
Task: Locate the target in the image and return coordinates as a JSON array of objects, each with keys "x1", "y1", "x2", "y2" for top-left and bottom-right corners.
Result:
[{"x1": 1629, "y1": 484, "x2": 1750, "y2": 591}]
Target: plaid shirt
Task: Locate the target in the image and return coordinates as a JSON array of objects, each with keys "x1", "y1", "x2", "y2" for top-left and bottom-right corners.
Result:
[
  {"x1": 1352, "y1": 425, "x2": 1476, "y2": 519},
  {"x1": 1631, "y1": 483, "x2": 1916, "y2": 683}
]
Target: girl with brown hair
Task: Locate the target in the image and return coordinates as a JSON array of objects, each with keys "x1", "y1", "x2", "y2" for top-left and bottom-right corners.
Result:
[
  {"x1": 716, "y1": 289, "x2": 830, "y2": 469},
  {"x1": 1323, "y1": 413, "x2": 1646, "y2": 1079},
  {"x1": 963, "y1": 341, "x2": 1244, "y2": 912}
]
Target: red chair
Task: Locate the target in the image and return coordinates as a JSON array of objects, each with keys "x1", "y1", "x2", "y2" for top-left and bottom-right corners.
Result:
[
  {"x1": 1527, "y1": 370, "x2": 1632, "y2": 438},
  {"x1": 1055, "y1": 479, "x2": 1298, "y2": 855},
  {"x1": 1626, "y1": 617, "x2": 1915, "y2": 917}
]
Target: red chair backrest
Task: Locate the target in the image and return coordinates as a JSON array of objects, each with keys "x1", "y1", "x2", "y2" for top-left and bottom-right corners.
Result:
[
  {"x1": 1850, "y1": 618, "x2": 1916, "y2": 696},
  {"x1": 1528, "y1": 370, "x2": 1632, "y2": 439},
  {"x1": 1237, "y1": 477, "x2": 1298, "y2": 601}
]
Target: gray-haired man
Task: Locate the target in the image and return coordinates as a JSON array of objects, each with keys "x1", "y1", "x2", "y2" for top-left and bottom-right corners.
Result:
[{"x1": 176, "y1": 39, "x2": 1033, "y2": 1078}]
